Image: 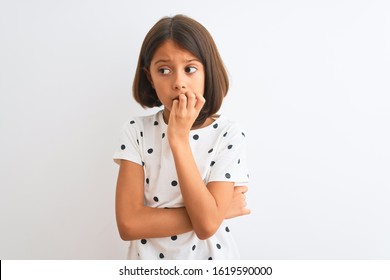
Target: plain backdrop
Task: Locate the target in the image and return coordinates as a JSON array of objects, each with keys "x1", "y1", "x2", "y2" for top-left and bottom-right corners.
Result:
[{"x1": 0, "y1": 0, "x2": 389, "y2": 259}]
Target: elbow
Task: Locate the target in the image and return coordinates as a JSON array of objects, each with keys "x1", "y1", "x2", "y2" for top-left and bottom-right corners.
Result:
[
  {"x1": 194, "y1": 221, "x2": 220, "y2": 240},
  {"x1": 117, "y1": 221, "x2": 140, "y2": 241},
  {"x1": 196, "y1": 231, "x2": 214, "y2": 240},
  {"x1": 118, "y1": 229, "x2": 132, "y2": 241},
  {"x1": 117, "y1": 224, "x2": 132, "y2": 241},
  {"x1": 116, "y1": 207, "x2": 146, "y2": 241}
]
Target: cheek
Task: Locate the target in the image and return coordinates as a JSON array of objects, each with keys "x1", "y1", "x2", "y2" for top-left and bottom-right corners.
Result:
[
  {"x1": 152, "y1": 81, "x2": 167, "y2": 95},
  {"x1": 153, "y1": 85, "x2": 171, "y2": 104},
  {"x1": 197, "y1": 79, "x2": 205, "y2": 96},
  {"x1": 198, "y1": 73, "x2": 206, "y2": 94}
]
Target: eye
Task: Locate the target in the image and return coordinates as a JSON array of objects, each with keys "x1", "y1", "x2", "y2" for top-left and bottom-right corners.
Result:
[
  {"x1": 158, "y1": 68, "x2": 170, "y2": 75},
  {"x1": 185, "y1": 66, "x2": 197, "y2": 74}
]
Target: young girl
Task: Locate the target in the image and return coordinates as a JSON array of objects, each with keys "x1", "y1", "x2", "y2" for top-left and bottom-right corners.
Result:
[{"x1": 114, "y1": 14, "x2": 250, "y2": 260}]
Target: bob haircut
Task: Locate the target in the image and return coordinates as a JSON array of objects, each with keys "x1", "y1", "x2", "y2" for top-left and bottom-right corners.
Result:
[{"x1": 133, "y1": 14, "x2": 229, "y2": 127}]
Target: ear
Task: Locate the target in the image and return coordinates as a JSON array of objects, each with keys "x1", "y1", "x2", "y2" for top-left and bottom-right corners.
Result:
[{"x1": 143, "y1": 67, "x2": 154, "y2": 88}]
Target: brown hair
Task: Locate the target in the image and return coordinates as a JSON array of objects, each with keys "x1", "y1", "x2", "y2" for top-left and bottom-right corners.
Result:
[{"x1": 133, "y1": 14, "x2": 229, "y2": 127}]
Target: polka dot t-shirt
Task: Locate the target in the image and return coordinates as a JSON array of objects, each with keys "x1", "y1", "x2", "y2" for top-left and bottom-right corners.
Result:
[{"x1": 113, "y1": 110, "x2": 249, "y2": 260}]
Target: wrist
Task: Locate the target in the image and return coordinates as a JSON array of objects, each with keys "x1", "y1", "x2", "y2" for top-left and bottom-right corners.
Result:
[{"x1": 169, "y1": 136, "x2": 190, "y2": 151}]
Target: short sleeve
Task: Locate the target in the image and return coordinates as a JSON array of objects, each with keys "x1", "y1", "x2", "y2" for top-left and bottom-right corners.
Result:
[
  {"x1": 113, "y1": 119, "x2": 143, "y2": 166},
  {"x1": 208, "y1": 123, "x2": 249, "y2": 185}
]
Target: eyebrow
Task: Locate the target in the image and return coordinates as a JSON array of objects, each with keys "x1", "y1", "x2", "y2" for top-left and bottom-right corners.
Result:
[{"x1": 153, "y1": 58, "x2": 201, "y2": 65}]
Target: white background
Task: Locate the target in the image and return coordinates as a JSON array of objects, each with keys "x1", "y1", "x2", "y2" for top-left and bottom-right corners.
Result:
[{"x1": 0, "y1": 0, "x2": 389, "y2": 259}]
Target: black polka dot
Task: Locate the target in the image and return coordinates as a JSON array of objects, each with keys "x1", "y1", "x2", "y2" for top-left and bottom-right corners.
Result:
[
  {"x1": 208, "y1": 257, "x2": 212, "y2": 260},
  {"x1": 193, "y1": 134, "x2": 199, "y2": 140},
  {"x1": 121, "y1": 144, "x2": 126, "y2": 150},
  {"x1": 140, "y1": 131, "x2": 143, "y2": 137},
  {"x1": 171, "y1": 180, "x2": 178, "y2": 187},
  {"x1": 159, "y1": 253, "x2": 164, "y2": 259},
  {"x1": 225, "y1": 226, "x2": 230, "y2": 232},
  {"x1": 225, "y1": 173, "x2": 231, "y2": 179},
  {"x1": 228, "y1": 144, "x2": 233, "y2": 149},
  {"x1": 238, "y1": 159, "x2": 241, "y2": 164},
  {"x1": 154, "y1": 121, "x2": 159, "y2": 125},
  {"x1": 171, "y1": 235, "x2": 177, "y2": 241},
  {"x1": 208, "y1": 148, "x2": 213, "y2": 153},
  {"x1": 192, "y1": 245, "x2": 196, "y2": 251},
  {"x1": 216, "y1": 243, "x2": 221, "y2": 249},
  {"x1": 242, "y1": 132, "x2": 246, "y2": 137},
  {"x1": 213, "y1": 123, "x2": 218, "y2": 129},
  {"x1": 146, "y1": 178, "x2": 149, "y2": 184},
  {"x1": 142, "y1": 161, "x2": 145, "y2": 166},
  {"x1": 136, "y1": 139, "x2": 139, "y2": 145},
  {"x1": 141, "y1": 239, "x2": 147, "y2": 244},
  {"x1": 162, "y1": 133, "x2": 165, "y2": 138},
  {"x1": 223, "y1": 132, "x2": 228, "y2": 137},
  {"x1": 130, "y1": 120, "x2": 135, "y2": 124},
  {"x1": 153, "y1": 196, "x2": 159, "y2": 202},
  {"x1": 147, "y1": 148, "x2": 153, "y2": 154},
  {"x1": 210, "y1": 161, "x2": 215, "y2": 166}
]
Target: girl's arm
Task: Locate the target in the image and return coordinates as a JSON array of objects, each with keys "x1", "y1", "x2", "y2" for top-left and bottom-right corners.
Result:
[
  {"x1": 168, "y1": 92, "x2": 249, "y2": 240},
  {"x1": 115, "y1": 159, "x2": 192, "y2": 240},
  {"x1": 115, "y1": 160, "x2": 249, "y2": 241},
  {"x1": 170, "y1": 141, "x2": 237, "y2": 240}
]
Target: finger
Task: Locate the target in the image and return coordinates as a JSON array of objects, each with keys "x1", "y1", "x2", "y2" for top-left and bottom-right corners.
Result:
[
  {"x1": 186, "y1": 92, "x2": 197, "y2": 109},
  {"x1": 235, "y1": 185, "x2": 249, "y2": 194},
  {"x1": 243, "y1": 208, "x2": 251, "y2": 215},
  {"x1": 194, "y1": 92, "x2": 205, "y2": 112},
  {"x1": 178, "y1": 93, "x2": 187, "y2": 111},
  {"x1": 171, "y1": 99, "x2": 179, "y2": 113}
]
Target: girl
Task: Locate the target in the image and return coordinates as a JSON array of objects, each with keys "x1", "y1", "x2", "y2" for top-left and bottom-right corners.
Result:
[{"x1": 114, "y1": 14, "x2": 250, "y2": 260}]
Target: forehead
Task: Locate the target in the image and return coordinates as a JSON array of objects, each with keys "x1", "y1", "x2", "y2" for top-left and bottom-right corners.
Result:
[{"x1": 151, "y1": 40, "x2": 198, "y2": 62}]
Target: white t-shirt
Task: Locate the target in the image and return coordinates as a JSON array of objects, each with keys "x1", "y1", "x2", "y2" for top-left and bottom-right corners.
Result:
[{"x1": 113, "y1": 110, "x2": 249, "y2": 260}]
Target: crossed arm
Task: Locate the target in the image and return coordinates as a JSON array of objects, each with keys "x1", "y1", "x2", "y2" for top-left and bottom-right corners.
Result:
[
  {"x1": 116, "y1": 160, "x2": 192, "y2": 240},
  {"x1": 115, "y1": 160, "x2": 249, "y2": 240}
]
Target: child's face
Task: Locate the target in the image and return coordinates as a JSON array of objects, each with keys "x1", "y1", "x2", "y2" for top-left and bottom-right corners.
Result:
[{"x1": 147, "y1": 39, "x2": 205, "y2": 114}]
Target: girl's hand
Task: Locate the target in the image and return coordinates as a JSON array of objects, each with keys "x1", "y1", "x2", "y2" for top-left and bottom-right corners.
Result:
[
  {"x1": 167, "y1": 91, "x2": 205, "y2": 144},
  {"x1": 225, "y1": 186, "x2": 251, "y2": 219}
]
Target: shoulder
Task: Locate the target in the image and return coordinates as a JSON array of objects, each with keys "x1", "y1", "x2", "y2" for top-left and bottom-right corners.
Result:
[
  {"x1": 215, "y1": 115, "x2": 247, "y2": 140},
  {"x1": 121, "y1": 110, "x2": 162, "y2": 132}
]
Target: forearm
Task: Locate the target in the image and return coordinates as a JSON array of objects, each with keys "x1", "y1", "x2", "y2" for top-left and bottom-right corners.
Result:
[
  {"x1": 118, "y1": 206, "x2": 192, "y2": 241},
  {"x1": 166, "y1": 92, "x2": 234, "y2": 239},
  {"x1": 116, "y1": 160, "x2": 193, "y2": 241},
  {"x1": 171, "y1": 141, "x2": 229, "y2": 239}
]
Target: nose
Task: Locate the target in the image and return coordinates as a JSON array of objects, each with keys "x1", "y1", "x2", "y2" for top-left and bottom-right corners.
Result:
[
  {"x1": 175, "y1": 84, "x2": 185, "y2": 89},
  {"x1": 172, "y1": 72, "x2": 186, "y2": 91}
]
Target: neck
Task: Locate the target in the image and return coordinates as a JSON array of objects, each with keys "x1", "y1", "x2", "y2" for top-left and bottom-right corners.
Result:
[{"x1": 162, "y1": 109, "x2": 214, "y2": 130}]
